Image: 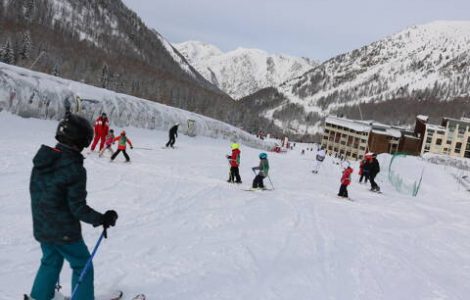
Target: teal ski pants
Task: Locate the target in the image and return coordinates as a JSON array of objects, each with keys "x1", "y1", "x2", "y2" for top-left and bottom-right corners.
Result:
[{"x1": 31, "y1": 240, "x2": 94, "y2": 300}]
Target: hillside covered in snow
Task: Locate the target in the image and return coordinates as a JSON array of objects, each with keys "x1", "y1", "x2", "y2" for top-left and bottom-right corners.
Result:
[
  {"x1": 0, "y1": 62, "x2": 274, "y2": 150},
  {"x1": 174, "y1": 41, "x2": 317, "y2": 99},
  {"x1": 0, "y1": 0, "x2": 287, "y2": 136},
  {"x1": 1, "y1": 113, "x2": 469, "y2": 299},
  {"x1": 242, "y1": 21, "x2": 470, "y2": 135}
]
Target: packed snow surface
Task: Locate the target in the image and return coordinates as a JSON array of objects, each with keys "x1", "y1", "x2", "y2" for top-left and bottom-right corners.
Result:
[{"x1": 1, "y1": 113, "x2": 470, "y2": 300}]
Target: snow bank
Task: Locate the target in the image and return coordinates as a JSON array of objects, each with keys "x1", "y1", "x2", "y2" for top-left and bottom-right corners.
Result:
[{"x1": 0, "y1": 63, "x2": 274, "y2": 150}]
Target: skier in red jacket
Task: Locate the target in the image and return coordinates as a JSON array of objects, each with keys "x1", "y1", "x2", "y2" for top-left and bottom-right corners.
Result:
[
  {"x1": 226, "y1": 143, "x2": 242, "y2": 183},
  {"x1": 90, "y1": 112, "x2": 110, "y2": 151},
  {"x1": 338, "y1": 165, "x2": 353, "y2": 198}
]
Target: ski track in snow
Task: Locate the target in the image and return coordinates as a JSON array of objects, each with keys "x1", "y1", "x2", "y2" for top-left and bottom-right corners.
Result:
[{"x1": 1, "y1": 113, "x2": 470, "y2": 300}]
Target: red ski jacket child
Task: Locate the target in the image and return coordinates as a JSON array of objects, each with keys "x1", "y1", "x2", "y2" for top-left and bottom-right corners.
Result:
[
  {"x1": 341, "y1": 167, "x2": 353, "y2": 186},
  {"x1": 228, "y1": 148, "x2": 241, "y2": 167},
  {"x1": 114, "y1": 131, "x2": 133, "y2": 150}
]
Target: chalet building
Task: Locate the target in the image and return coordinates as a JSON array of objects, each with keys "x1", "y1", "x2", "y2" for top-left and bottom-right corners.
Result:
[
  {"x1": 321, "y1": 116, "x2": 422, "y2": 161},
  {"x1": 419, "y1": 116, "x2": 470, "y2": 158}
]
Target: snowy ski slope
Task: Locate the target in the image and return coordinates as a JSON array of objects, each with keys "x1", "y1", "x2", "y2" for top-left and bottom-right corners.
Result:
[{"x1": 1, "y1": 113, "x2": 469, "y2": 300}]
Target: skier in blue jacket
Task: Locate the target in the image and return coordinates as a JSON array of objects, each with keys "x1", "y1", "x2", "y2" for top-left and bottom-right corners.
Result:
[{"x1": 27, "y1": 112, "x2": 118, "y2": 300}]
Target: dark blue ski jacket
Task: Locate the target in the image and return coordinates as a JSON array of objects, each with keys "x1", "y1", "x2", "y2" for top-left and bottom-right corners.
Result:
[{"x1": 30, "y1": 144, "x2": 104, "y2": 244}]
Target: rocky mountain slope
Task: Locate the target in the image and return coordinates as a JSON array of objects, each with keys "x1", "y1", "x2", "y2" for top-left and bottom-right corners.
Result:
[
  {"x1": 0, "y1": 0, "x2": 282, "y2": 135},
  {"x1": 242, "y1": 21, "x2": 470, "y2": 136},
  {"x1": 174, "y1": 41, "x2": 317, "y2": 99}
]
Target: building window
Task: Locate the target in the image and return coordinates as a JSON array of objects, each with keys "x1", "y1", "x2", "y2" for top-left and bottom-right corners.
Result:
[
  {"x1": 436, "y1": 138, "x2": 442, "y2": 145},
  {"x1": 455, "y1": 142, "x2": 462, "y2": 153},
  {"x1": 360, "y1": 146, "x2": 366, "y2": 150},
  {"x1": 426, "y1": 137, "x2": 432, "y2": 143},
  {"x1": 446, "y1": 140, "x2": 452, "y2": 145}
]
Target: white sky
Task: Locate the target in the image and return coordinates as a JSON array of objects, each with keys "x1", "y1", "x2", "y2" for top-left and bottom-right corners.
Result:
[{"x1": 122, "y1": 0, "x2": 470, "y2": 61}]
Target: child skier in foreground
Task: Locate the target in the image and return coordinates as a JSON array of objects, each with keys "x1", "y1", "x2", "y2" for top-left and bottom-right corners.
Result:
[
  {"x1": 338, "y1": 164, "x2": 353, "y2": 198},
  {"x1": 111, "y1": 130, "x2": 133, "y2": 162},
  {"x1": 252, "y1": 152, "x2": 270, "y2": 189},
  {"x1": 28, "y1": 112, "x2": 118, "y2": 300}
]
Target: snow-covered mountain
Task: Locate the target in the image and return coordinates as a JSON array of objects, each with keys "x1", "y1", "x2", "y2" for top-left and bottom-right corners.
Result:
[
  {"x1": 243, "y1": 21, "x2": 470, "y2": 135},
  {"x1": 0, "y1": 0, "x2": 288, "y2": 136},
  {"x1": 174, "y1": 41, "x2": 318, "y2": 99}
]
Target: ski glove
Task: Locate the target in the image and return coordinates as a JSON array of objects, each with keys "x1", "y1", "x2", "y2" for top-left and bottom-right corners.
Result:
[{"x1": 103, "y1": 210, "x2": 118, "y2": 228}]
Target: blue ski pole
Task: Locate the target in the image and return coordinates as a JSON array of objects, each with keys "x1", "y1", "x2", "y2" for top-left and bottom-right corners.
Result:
[{"x1": 71, "y1": 229, "x2": 107, "y2": 300}]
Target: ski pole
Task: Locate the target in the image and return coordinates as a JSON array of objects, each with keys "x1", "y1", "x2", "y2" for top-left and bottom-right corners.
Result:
[
  {"x1": 71, "y1": 229, "x2": 107, "y2": 300},
  {"x1": 267, "y1": 175, "x2": 275, "y2": 190}
]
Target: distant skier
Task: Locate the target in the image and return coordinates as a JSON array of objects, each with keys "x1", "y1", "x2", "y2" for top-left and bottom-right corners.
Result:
[
  {"x1": 252, "y1": 152, "x2": 270, "y2": 189},
  {"x1": 111, "y1": 130, "x2": 133, "y2": 162},
  {"x1": 369, "y1": 153, "x2": 381, "y2": 192},
  {"x1": 312, "y1": 146, "x2": 326, "y2": 174},
  {"x1": 358, "y1": 156, "x2": 371, "y2": 183},
  {"x1": 90, "y1": 112, "x2": 110, "y2": 152},
  {"x1": 99, "y1": 129, "x2": 115, "y2": 157},
  {"x1": 338, "y1": 165, "x2": 353, "y2": 198},
  {"x1": 166, "y1": 123, "x2": 179, "y2": 148},
  {"x1": 27, "y1": 112, "x2": 118, "y2": 300},
  {"x1": 226, "y1": 143, "x2": 242, "y2": 183}
]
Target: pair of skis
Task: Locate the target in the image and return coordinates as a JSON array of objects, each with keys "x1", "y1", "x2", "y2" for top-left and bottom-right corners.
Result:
[{"x1": 24, "y1": 291, "x2": 145, "y2": 300}]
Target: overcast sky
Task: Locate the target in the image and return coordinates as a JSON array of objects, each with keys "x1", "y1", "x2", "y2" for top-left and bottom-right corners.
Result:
[{"x1": 122, "y1": 0, "x2": 469, "y2": 61}]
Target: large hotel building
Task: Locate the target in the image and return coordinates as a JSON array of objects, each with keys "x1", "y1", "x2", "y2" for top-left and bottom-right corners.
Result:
[{"x1": 321, "y1": 114, "x2": 470, "y2": 161}]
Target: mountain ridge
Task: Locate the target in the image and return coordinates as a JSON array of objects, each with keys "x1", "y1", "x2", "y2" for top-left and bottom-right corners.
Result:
[{"x1": 174, "y1": 40, "x2": 318, "y2": 99}]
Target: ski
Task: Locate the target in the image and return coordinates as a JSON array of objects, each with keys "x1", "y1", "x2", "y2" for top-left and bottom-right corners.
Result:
[
  {"x1": 24, "y1": 290, "x2": 124, "y2": 300},
  {"x1": 242, "y1": 188, "x2": 273, "y2": 192}
]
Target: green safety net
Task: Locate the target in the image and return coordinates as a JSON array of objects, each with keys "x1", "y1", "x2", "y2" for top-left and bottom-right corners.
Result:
[{"x1": 388, "y1": 153, "x2": 424, "y2": 197}]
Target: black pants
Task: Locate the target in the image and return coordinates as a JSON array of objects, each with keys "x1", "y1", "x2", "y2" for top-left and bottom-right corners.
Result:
[
  {"x1": 166, "y1": 135, "x2": 176, "y2": 147},
  {"x1": 111, "y1": 149, "x2": 130, "y2": 161},
  {"x1": 359, "y1": 172, "x2": 369, "y2": 183},
  {"x1": 370, "y1": 174, "x2": 379, "y2": 191},
  {"x1": 338, "y1": 184, "x2": 348, "y2": 198},
  {"x1": 252, "y1": 175, "x2": 265, "y2": 188},
  {"x1": 229, "y1": 167, "x2": 242, "y2": 183}
]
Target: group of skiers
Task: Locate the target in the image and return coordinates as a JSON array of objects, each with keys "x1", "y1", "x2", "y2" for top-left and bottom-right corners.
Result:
[
  {"x1": 88, "y1": 113, "x2": 180, "y2": 162},
  {"x1": 311, "y1": 146, "x2": 381, "y2": 199},
  {"x1": 225, "y1": 143, "x2": 271, "y2": 189},
  {"x1": 27, "y1": 110, "x2": 383, "y2": 299}
]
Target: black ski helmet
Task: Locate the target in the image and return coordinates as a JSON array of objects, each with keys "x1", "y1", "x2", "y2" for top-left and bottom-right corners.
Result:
[{"x1": 55, "y1": 112, "x2": 94, "y2": 149}]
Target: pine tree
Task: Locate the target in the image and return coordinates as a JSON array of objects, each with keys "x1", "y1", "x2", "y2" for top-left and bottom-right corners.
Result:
[
  {"x1": 20, "y1": 31, "x2": 33, "y2": 60},
  {"x1": 101, "y1": 63, "x2": 109, "y2": 88},
  {"x1": 1, "y1": 39, "x2": 15, "y2": 64}
]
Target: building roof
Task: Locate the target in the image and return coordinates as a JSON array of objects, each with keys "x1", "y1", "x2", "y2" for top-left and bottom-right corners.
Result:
[
  {"x1": 371, "y1": 128, "x2": 402, "y2": 138},
  {"x1": 325, "y1": 116, "x2": 371, "y2": 133},
  {"x1": 426, "y1": 123, "x2": 446, "y2": 131}
]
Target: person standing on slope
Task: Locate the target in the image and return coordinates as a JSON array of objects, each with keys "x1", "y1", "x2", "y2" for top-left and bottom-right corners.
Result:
[
  {"x1": 226, "y1": 143, "x2": 242, "y2": 183},
  {"x1": 90, "y1": 112, "x2": 109, "y2": 152},
  {"x1": 369, "y1": 153, "x2": 381, "y2": 192},
  {"x1": 99, "y1": 129, "x2": 115, "y2": 157},
  {"x1": 252, "y1": 152, "x2": 270, "y2": 189},
  {"x1": 312, "y1": 146, "x2": 326, "y2": 174},
  {"x1": 338, "y1": 165, "x2": 353, "y2": 198},
  {"x1": 358, "y1": 155, "x2": 371, "y2": 183},
  {"x1": 166, "y1": 123, "x2": 179, "y2": 148},
  {"x1": 111, "y1": 130, "x2": 133, "y2": 162},
  {"x1": 28, "y1": 112, "x2": 118, "y2": 300}
]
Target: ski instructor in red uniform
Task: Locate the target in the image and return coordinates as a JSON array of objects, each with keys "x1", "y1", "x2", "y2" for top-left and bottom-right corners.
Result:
[{"x1": 90, "y1": 112, "x2": 110, "y2": 151}]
